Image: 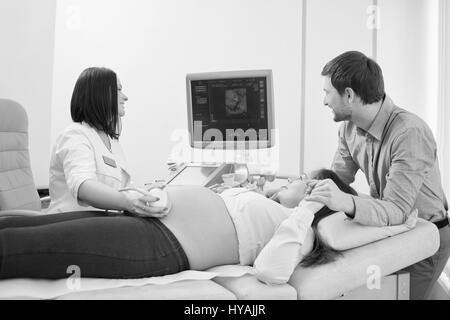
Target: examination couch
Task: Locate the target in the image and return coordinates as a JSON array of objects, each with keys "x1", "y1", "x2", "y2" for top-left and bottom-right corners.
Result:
[{"x1": 0, "y1": 98, "x2": 440, "y2": 300}]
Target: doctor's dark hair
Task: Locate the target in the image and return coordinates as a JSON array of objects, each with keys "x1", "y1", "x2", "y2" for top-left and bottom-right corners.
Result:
[
  {"x1": 71, "y1": 67, "x2": 120, "y2": 139},
  {"x1": 321, "y1": 51, "x2": 385, "y2": 105},
  {"x1": 300, "y1": 169, "x2": 358, "y2": 268}
]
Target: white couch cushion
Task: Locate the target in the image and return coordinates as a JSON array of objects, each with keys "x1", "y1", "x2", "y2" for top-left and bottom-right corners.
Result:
[
  {"x1": 289, "y1": 219, "x2": 439, "y2": 300},
  {"x1": 213, "y1": 274, "x2": 297, "y2": 300},
  {"x1": 318, "y1": 209, "x2": 418, "y2": 250},
  {"x1": 0, "y1": 266, "x2": 253, "y2": 300},
  {"x1": 57, "y1": 280, "x2": 236, "y2": 300}
]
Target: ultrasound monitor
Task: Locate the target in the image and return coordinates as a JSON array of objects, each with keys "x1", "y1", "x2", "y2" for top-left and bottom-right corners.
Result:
[{"x1": 186, "y1": 70, "x2": 275, "y2": 149}]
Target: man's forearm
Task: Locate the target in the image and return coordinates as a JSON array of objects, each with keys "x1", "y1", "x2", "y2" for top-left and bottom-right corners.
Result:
[{"x1": 351, "y1": 196, "x2": 408, "y2": 226}]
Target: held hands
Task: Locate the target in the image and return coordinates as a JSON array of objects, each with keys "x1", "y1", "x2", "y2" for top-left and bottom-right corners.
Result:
[
  {"x1": 119, "y1": 187, "x2": 171, "y2": 218},
  {"x1": 304, "y1": 179, "x2": 355, "y2": 215}
]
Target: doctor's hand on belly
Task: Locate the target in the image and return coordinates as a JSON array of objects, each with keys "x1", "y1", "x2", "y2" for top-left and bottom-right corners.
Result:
[
  {"x1": 119, "y1": 187, "x2": 171, "y2": 218},
  {"x1": 78, "y1": 179, "x2": 171, "y2": 218}
]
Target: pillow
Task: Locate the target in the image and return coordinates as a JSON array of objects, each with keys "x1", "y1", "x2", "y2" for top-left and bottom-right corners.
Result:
[{"x1": 317, "y1": 209, "x2": 419, "y2": 251}]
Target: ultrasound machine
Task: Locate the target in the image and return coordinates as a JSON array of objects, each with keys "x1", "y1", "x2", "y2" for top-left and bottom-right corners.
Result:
[{"x1": 165, "y1": 69, "x2": 276, "y2": 188}]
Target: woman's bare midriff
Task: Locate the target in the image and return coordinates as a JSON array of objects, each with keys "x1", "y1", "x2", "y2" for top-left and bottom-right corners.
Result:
[{"x1": 160, "y1": 185, "x2": 240, "y2": 270}]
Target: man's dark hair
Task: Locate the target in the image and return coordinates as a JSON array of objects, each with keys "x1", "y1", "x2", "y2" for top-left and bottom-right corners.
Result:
[
  {"x1": 321, "y1": 51, "x2": 385, "y2": 105},
  {"x1": 71, "y1": 67, "x2": 119, "y2": 139}
]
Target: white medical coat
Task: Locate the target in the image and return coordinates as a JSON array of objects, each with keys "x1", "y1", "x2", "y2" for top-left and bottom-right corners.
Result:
[{"x1": 47, "y1": 122, "x2": 132, "y2": 214}]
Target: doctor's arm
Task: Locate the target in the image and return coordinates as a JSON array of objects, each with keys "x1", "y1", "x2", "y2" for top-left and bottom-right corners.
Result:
[{"x1": 77, "y1": 180, "x2": 166, "y2": 217}]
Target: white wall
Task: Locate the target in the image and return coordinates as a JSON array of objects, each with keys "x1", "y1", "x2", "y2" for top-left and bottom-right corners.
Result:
[
  {"x1": 302, "y1": 0, "x2": 373, "y2": 193},
  {"x1": 0, "y1": 0, "x2": 56, "y2": 188},
  {"x1": 377, "y1": 0, "x2": 439, "y2": 135},
  {"x1": 51, "y1": 0, "x2": 304, "y2": 185}
]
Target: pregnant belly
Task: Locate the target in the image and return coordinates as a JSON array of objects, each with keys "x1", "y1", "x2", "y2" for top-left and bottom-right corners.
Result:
[{"x1": 161, "y1": 185, "x2": 239, "y2": 270}]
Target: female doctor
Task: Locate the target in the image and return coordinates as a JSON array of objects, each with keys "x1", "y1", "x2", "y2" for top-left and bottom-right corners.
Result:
[{"x1": 47, "y1": 67, "x2": 165, "y2": 217}]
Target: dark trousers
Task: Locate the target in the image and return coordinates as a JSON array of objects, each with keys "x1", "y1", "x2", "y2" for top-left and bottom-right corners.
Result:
[
  {"x1": 402, "y1": 223, "x2": 450, "y2": 300},
  {"x1": 0, "y1": 211, "x2": 189, "y2": 279}
]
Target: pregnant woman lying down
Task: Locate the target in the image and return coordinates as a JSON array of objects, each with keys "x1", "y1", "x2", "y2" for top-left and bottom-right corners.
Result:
[{"x1": 0, "y1": 169, "x2": 357, "y2": 280}]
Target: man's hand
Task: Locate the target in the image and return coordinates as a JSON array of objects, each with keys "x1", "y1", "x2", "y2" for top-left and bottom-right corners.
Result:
[{"x1": 304, "y1": 179, "x2": 355, "y2": 216}]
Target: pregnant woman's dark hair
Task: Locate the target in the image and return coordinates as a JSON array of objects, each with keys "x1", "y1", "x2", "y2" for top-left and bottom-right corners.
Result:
[{"x1": 300, "y1": 169, "x2": 357, "y2": 267}]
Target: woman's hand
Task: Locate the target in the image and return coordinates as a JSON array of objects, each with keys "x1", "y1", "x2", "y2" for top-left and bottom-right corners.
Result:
[
  {"x1": 125, "y1": 194, "x2": 169, "y2": 218},
  {"x1": 304, "y1": 179, "x2": 355, "y2": 215},
  {"x1": 120, "y1": 187, "x2": 170, "y2": 218}
]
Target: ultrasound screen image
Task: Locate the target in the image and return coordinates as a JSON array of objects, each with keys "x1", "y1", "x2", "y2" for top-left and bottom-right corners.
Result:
[{"x1": 191, "y1": 77, "x2": 268, "y2": 143}]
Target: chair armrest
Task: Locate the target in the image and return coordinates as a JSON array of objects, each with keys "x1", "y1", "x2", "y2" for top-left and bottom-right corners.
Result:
[{"x1": 0, "y1": 210, "x2": 43, "y2": 217}]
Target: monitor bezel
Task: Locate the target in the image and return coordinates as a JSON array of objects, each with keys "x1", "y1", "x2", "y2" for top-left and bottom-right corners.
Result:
[{"x1": 186, "y1": 69, "x2": 275, "y2": 150}]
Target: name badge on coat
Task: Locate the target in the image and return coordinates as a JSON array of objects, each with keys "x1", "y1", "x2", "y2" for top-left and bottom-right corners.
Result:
[{"x1": 103, "y1": 155, "x2": 117, "y2": 168}]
